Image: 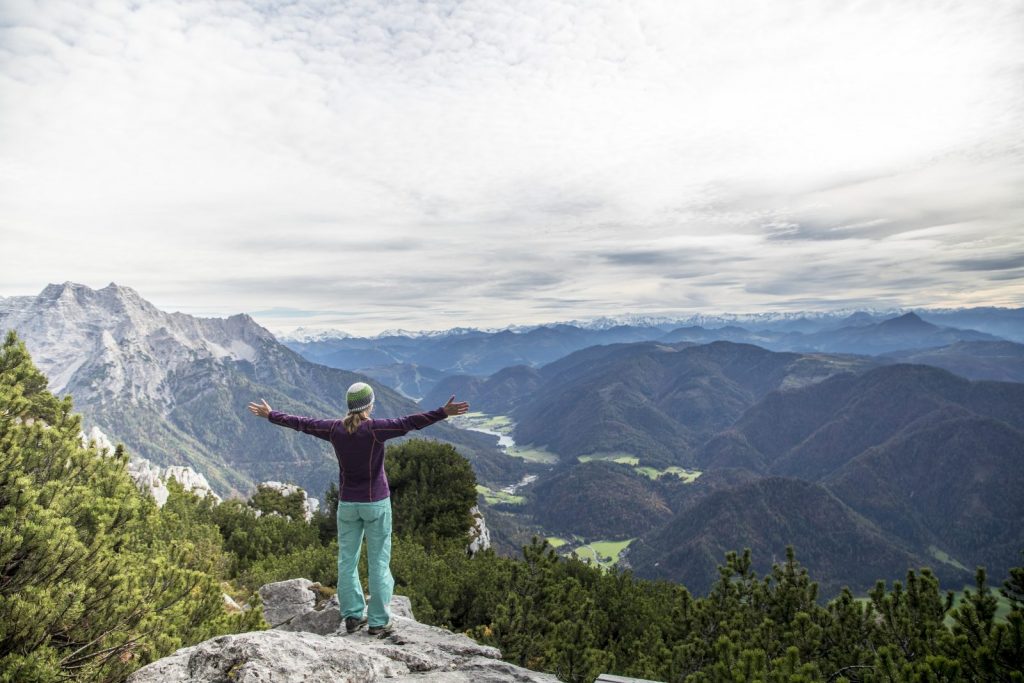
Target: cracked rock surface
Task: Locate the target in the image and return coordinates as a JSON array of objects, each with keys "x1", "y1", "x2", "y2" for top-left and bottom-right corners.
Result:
[{"x1": 128, "y1": 579, "x2": 558, "y2": 683}]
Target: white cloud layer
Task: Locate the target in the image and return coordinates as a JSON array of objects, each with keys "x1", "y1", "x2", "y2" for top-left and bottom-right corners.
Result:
[{"x1": 1, "y1": 0, "x2": 1022, "y2": 333}]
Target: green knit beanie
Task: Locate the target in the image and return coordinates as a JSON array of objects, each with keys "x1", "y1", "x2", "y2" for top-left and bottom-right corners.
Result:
[{"x1": 346, "y1": 382, "x2": 375, "y2": 414}]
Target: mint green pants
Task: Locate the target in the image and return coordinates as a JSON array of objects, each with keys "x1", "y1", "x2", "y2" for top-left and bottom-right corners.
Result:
[{"x1": 337, "y1": 498, "x2": 394, "y2": 628}]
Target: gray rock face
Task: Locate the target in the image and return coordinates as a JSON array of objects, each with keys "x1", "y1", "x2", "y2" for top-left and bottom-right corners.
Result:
[
  {"x1": 257, "y1": 578, "x2": 318, "y2": 628},
  {"x1": 80, "y1": 426, "x2": 223, "y2": 507},
  {"x1": 468, "y1": 504, "x2": 492, "y2": 554},
  {"x1": 129, "y1": 579, "x2": 558, "y2": 683},
  {"x1": 129, "y1": 630, "x2": 406, "y2": 683}
]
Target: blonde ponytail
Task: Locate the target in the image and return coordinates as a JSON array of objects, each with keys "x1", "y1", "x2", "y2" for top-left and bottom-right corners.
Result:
[{"x1": 343, "y1": 409, "x2": 370, "y2": 434}]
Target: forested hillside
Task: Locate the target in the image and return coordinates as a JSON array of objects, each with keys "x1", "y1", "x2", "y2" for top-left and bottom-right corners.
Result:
[
  {"x1": 513, "y1": 341, "x2": 871, "y2": 464},
  {"x1": 628, "y1": 477, "x2": 967, "y2": 596},
  {"x1": 423, "y1": 364, "x2": 543, "y2": 414},
  {"x1": 880, "y1": 340, "x2": 1024, "y2": 382},
  {"x1": 530, "y1": 460, "x2": 672, "y2": 538},
  {"x1": 679, "y1": 363, "x2": 1024, "y2": 585}
]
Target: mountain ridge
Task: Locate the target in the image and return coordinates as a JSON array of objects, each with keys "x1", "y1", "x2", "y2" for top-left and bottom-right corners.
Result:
[{"x1": 0, "y1": 283, "x2": 519, "y2": 498}]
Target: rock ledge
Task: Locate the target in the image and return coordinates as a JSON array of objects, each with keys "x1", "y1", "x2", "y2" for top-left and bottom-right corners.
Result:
[{"x1": 128, "y1": 578, "x2": 557, "y2": 682}]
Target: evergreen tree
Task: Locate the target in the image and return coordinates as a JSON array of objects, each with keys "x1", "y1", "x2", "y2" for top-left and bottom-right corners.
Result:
[
  {"x1": 0, "y1": 331, "x2": 260, "y2": 682},
  {"x1": 947, "y1": 567, "x2": 1024, "y2": 682},
  {"x1": 387, "y1": 439, "x2": 477, "y2": 549},
  {"x1": 313, "y1": 481, "x2": 339, "y2": 544},
  {"x1": 248, "y1": 483, "x2": 307, "y2": 521},
  {"x1": 1001, "y1": 552, "x2": 1024, "y2": 610}
]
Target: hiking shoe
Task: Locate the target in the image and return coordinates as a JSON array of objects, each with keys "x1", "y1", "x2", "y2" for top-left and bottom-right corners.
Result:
[
  {"x1": 367, "y1": 621, "x2": 392, "y2": 636},
  {"x1": 345, "y1": 616, "x2": 367, "y2": 634}
]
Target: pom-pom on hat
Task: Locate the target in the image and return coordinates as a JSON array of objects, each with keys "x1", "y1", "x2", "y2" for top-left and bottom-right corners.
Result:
[{"x1": 346, "y1": 382, "x2": 375, "y2": 414}]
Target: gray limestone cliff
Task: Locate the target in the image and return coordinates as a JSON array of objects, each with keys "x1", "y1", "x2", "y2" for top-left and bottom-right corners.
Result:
[{"x1": 128, "y1": 578, "x2": 557, "y2": 683}]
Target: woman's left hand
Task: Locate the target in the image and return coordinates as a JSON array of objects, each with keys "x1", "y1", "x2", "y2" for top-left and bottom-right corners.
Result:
[{"x1": 248, "y1": 399, "x2": 272, "y2": 418}]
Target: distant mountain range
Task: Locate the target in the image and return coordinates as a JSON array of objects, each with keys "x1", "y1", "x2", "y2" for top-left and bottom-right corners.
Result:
[
  {"x1": 279, "y1": 307, "x2": 1024, "y2": 342},
  {"x1": 782, "y1": 312, "x2": 1001, "y2": 354},
  {"x1": 281, "y1": 309, "x2": 1022, "y2": 398},
  {"x1": 0, "y1": 283, "x2": 519, "y2": 497},
  {"x1": 283, "y1": 324, "x2": 669, "y2": 377}
]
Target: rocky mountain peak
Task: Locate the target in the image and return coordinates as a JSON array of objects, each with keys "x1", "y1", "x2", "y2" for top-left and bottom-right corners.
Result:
[
  {"x1": 878, "y1": 311, "x2": 934, "y2": 332},
  {"x1": 0, "y1": 283, "x2": 272, "y2": 396}
]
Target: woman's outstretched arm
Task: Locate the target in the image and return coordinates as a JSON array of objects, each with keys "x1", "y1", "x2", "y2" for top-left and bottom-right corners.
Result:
[
  {"x1": 248, "y1": 398, "x2": 337, "y2": 441},
  {"x1": 370, "y1": 395, "x2": 470, "y2": 442}
]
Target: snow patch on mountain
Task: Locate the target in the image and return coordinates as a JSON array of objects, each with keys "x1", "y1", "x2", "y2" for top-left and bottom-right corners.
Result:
[
  {"x1": 276, "y1": 327, "x2": 355, "y2": 343},
  {"x1": 555, "y1": 309, "x2": 909, "y2": 331}
]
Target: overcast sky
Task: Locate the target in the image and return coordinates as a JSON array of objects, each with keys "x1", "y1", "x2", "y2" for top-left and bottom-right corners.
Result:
[{"x1": 1, "y1": 0, "x2": 1022, "y2": 334}]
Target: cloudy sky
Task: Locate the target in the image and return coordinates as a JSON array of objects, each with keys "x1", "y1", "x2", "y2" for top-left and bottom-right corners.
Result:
[{"x1": 1, "y1": 0, "x2": 1022, "y2": 334}]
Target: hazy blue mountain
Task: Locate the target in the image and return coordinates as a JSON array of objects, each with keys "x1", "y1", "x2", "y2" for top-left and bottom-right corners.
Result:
[
  {"x1": 423, "y1": 364, "x2": 543, "y2": 415},
  {"x1": 787, "y1": 312, "x2": 1001, "y2": 355},
  {"x1": 659, "y1": 325, "x2": 774, "y2": 345},
  {"x1": 917, "y1": 307, "x2": 1024, "y2": 343},
  {"x1": 879, "y1": 341, "x2": 1024, "y2": 382},
  {"x1": 828, "y1": 311, "x2": 884, "y2": 329},
  {"x1": 355, "y1": 362, "x2": 448, "y2": 400},
  {"x1": 0, "y1": 283, "x2": 520, "y2": 498},
  {"x1": 283, "y1": 324, "x2": 673, "y2": 376}
]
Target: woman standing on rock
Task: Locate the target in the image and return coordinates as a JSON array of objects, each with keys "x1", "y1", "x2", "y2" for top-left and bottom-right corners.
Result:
[{"x1": 248, "y1": 382, "x2": 469, "y2": 635}]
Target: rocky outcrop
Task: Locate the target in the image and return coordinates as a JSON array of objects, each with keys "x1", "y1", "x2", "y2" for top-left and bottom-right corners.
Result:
[
  {"x1": 81, "y1": 425, "x2": 222, "y2": 506},
  {"x1": 128, "y1": 578, "x2": 558, "y2": 683},
  {"x1": 256, "y1": 480, "x2": 320, "y2": 521},
  {"x1": 125, "y1": 456, "x2": 220, "y2": 507},
  {"x1": 468, "y1": 504, "x2": 492, "y2": 554}
]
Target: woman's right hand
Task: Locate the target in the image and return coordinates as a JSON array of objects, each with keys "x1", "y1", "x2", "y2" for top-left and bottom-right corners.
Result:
[{"x1": 443, "y1": 395, "x2": 470, "y2": 416}]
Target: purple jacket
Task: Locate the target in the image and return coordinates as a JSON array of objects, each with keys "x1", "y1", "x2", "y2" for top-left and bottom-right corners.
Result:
[{"x1": 268, "y1": 407, "x2": 448, "y2": 502}]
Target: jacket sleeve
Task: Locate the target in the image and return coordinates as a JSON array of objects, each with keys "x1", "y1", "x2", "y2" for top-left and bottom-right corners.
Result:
[
  {"x1": 267, "y1": 411, "x2": 337, "y2": 442},
  {"x1": 370, "y1": 407, "x2": 448, "y2": 442}
]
